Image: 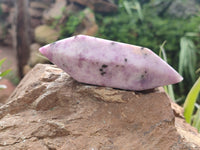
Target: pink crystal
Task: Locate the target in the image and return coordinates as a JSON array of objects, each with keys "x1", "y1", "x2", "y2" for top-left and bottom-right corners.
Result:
[{"x1": 39, "y1": 35, "x2": 183, "y2": 91}]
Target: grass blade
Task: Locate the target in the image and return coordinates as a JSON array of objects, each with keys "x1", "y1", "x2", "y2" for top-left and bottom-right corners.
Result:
[
  {"x1": 123, "y1": 1, "x2": 132, "y2": 16},
  {"x1": 192, "y1": 105, "x2": 200, "y2": 132},
  {"x1": 184, "y1": 77, "x2": 200, "y2": 123},
  {"x1": 0, "y1": 58, "x2": 6, "y2": 69},
  {"x1": 135, "y1": 1, "x2": 144, "y2": 21},
  {"x1": 179, "y1": 37, "x2": 196, "y2": 82},
  {"x1": 159, "y1": 41, "x2": 175, "y2": 101},
  {"x1": 0, "y1": 69, "x2": 11, "y2": 77}
]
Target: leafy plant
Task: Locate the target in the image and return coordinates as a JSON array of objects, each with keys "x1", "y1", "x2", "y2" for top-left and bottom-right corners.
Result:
[
  {"x1": 119, "y1": 0, "x2": 144, "y2": 21},
  {"x1": 192, "y1": 104, "x2": 200, "y2": 132},
  {"x1": 59, "y1": 11, "x2": 85, "y2": 39},
  {"x1": 0, "y1": 58, "x2": 11, "y2": 89},
  {"x1": 184, "y1": 76, "x2": 200, "y2": 127},
  {"x1": 179, "y1": 37, "x2": 197, "y2": 83}
]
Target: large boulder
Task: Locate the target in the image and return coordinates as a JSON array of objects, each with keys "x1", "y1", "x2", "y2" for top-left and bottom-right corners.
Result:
[
  {"x1": 34, "y1": 25, "x2": 59, "y2": 44},
  {"x1": 0, "y1": 64, "x2": 199, "y2": 149}
]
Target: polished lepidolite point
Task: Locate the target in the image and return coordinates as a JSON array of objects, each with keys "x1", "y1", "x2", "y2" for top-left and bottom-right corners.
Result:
[{"x1": 39, "y1": 35, "x2": 183, "y2": 91}]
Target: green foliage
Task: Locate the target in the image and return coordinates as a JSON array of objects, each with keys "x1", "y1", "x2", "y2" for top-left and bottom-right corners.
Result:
[
  {"x1": 184, "y1": 77, "x2": 200, "y2": 124},
  {"x1": 159, "y1": 41, "x2": 175, "y2": 101},
  {"x1": 192, "y1": 104, "x2": 200, "y2": 132},
  {"x1": 0, "y1": 58, "x2": 11, "y2": 89},
  {"x1": 179, "y1": 37, "x2": 197, "y2": 83},
  {"x1": 59, "y1": 11, "x2": 85, "y2": 39}
]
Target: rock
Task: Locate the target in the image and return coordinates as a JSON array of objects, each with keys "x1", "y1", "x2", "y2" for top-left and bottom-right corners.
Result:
[
  {"x1": 0, "y1": 3, "x2": 10, "y2": 13},
  {"x1": 29, "y1": 43, "x2": 47, "y2": 66},
  {"x1": 43, "y1": 0, "x2": 67, "y2": 24},
  {"x1": 34, "y1": 25, "x2": 59, "y2": 44},
  {"x1": 39, "y1": 35, "x2": 182, "y2": 91},
  {"x1": 153, "y1": 0, "x2": 199, "y2": 18},
  {"x1": 30, "y1": 1, "x2": 49, "y2": 10},
  {"x1": 167, "y1": 0, "x2": 199, "y2": 18},
  {"x1": 0, "y1": 64, "x2": 199, "y2": 149},
  {"x1": 24, "y1": 43, "x2": 49, "y2": 74},
  {"x1": 29, "y1": 8, "x2": 43, "y2": 18},
  {"x1": 70, "y1": 0, "x2": 118, "y2": 13},
  {"x1": 65, "y1": 2, "x2": 83, "y2": 14},
  {"x1": 30, "y1": 18, "x2": 42, "y2": 28},
  {"x1": 0, "y1": 24, "x2": 5, "y2": 42},
  {"x1": 7, "y1": 7, "x2": 15, "y2": 25},
  {"x1": 75, "y1": 8, "x2": 99, "y2": 36},
  {"x1": 0, "y1": 79, "x2": 15, "y2": 105}
]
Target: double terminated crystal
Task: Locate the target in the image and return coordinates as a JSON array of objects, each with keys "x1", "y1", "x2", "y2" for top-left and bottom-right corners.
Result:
[{"x1": 39, "y1": 35, "x2": 183, "y2": 91}]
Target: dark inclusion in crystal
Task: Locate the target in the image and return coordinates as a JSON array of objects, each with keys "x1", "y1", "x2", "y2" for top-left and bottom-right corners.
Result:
[
  {"x1": 102, "y1": 64, "x2": 108, "y2": 68},
  {"x1": 111, "y1": 42, "x2": 116, "y2": 45},
  {"x1": 141, "y1": 70, "x2": 148, "y2": 80},
  {"x1": 99, "y1": 64, "x2": 108, "y2": 76}
]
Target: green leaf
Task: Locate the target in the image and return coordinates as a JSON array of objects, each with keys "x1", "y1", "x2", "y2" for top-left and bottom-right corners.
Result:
[
  {"x1": 159, "y1": 41, "x2": 175, "y2": 101},
  {"x1": 179, "y1": 37, "x2": 196, "y2": 82},
  {"x1": 192, "y1": 104, "x2": 200, "y2": 132},
  {"x1": 0, "y1": 69, "x2": 11, "y2": 77},
  {"x1": 0, "y1": 58, "x2": 6, "y2": 68},
  {"x1": 184, "y1": 77, "x2": 200, "y2": 123},
  {"x1": 135, "y1": 1, "x2": 143, "y2": 21},
  {"x1": 123, "y1": 1, "x2": 132, "y2": 16}
]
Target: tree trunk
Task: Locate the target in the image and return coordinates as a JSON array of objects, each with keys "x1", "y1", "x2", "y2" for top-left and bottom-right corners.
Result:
[{"x1": 15, "y1": 0, "x2": 30, "y2": 78}]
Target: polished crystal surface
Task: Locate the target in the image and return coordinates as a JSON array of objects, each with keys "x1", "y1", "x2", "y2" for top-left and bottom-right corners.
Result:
[{"x1": 39, "y1": 35, "x2": 183, "y2": 91}]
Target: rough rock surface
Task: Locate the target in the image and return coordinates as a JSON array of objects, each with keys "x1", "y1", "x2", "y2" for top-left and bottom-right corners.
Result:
[{"x1": 0, "y1": 64, "x2": 199, "y2": 149}]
